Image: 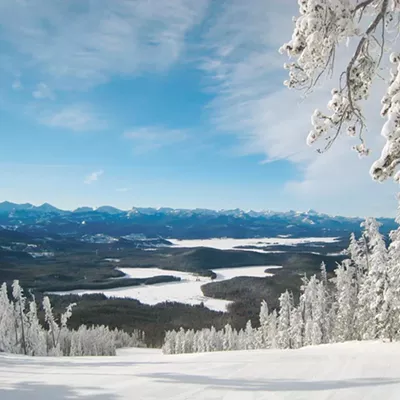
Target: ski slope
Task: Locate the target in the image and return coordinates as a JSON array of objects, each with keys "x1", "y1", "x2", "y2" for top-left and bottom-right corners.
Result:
[{"x1": 1, "y1": 341, "x2": 400, "y2": 399}]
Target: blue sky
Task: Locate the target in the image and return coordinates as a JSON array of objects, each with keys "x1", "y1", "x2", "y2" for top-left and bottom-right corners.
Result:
[{"x1": 0, "y1": 0, "x2": 397, "y2": 217}]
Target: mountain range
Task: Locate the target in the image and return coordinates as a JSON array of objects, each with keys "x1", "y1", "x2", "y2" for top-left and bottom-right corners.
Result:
[{"x1": 0, "y1": 201, "x2": 396, "y2": 239}]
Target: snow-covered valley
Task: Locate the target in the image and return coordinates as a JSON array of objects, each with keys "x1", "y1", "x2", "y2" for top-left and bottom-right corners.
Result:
[
  {"x1": 1, "y1": 341, "x2": 399, "y2": 400},
  {"x1": 51, "y1": 266, "x2": 281, "y2": 312},
  {"x1": 49, "y1": 236, "x2": 343, "y2": 311},
  {"x1": 169, "y1": 236, "x2": 341, "y2": 251}
]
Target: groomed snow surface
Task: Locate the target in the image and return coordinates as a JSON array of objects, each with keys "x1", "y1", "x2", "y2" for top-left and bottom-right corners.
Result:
[
  {"x1": 1, "y1": 341, "x2": 400, "y2": 399},
  {"x1": 52, "y1": 266, "x2": 280, "y2": 312}
]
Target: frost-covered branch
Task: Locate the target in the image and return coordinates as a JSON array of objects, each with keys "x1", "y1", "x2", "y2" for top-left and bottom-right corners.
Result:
[{"x1": 280, "y1": 0, "x2": 400, "y2": 181}]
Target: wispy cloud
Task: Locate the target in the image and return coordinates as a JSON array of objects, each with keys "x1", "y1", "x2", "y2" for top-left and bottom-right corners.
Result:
[
  {"x1": 116, "y1": 187, "x2": 130, "y2": 192},
  {"x1": 0, "y1": 0, "x2": 209, "y2": 90},
  {"x1": 32, "y1": 82, "x2": 54, "y2": 100},
  {"x1": 84, "y1": 170, "x2": 104, "y2": 185},
  {"x1": 12, "y1": 80, "x2": 22, "y2": 90},
  {"x1": 124, "y1": 126, "x2": 187, "y2": 153},
  {"x1": 38, "y1": 105, "x2": 105, "y2": 131}
]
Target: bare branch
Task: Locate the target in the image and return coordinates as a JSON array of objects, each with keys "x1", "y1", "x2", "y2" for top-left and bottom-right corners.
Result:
[{"x1": 354, "y1": 0, "x2": 375, "y2": 15}]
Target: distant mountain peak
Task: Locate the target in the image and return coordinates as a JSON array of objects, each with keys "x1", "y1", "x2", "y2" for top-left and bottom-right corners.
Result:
[
  {"x1": 35, "y1": 203, "x2": 62, "y2": 213},
  {"x1": 73, "y1": 207, "x2": 94, "y2": 213},
  {"x1": 0, "y1": 201, "x2": 392, "y2": 221},
  {"x1": 0, "y1": 201, "x2": 34, "y2": 212},
  {"x1": 95, "y1": 206, "x2": 124, "y2": 214}
]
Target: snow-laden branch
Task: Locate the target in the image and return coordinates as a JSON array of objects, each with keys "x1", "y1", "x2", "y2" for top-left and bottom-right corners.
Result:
[{"x1": 280, "y1": 0, "x2": 400, "y2": 181}]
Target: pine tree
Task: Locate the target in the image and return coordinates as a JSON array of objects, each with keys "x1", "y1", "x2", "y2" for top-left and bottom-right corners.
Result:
[
  {"x1": 244, "y1": 320, "x2": 255, "y2": 350},
  {"x1": 268, "y1": 310, "x2": 278, "y2": 349},
  {"x1": 380, "y1": 227, "x2": 400, "y2": 340},
  {"x1": 277, "y1": 291, "x2": 292, "y2": 349},
  {"x1": 0, "y1": 283, "x2": 15, "y2": 353},
  {"x1": 25, "y1": 300, "x2": 46, "y2": 356},
  {"x1": 289, "y1": 306, "x2": 303, "y2": 349},
  {"x1": 357, "y1": 219, "x2": 389, "y2": 339},
  {"x1": 12, "y1": 280, "x2": 27, "y2": 355},
  {"x1": 42, "y1": 296, "x2": 60, "y2": 352},
  {"x1": 332, "y1": 262, "x2": 357, "y2": 342},
  {"x1": 258, "y1": 300, "x2": 269, "y2": 348}
]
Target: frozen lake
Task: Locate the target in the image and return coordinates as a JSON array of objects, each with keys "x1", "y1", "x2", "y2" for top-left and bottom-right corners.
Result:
[
  {"x1": 52, "y1": 265, "x2": 281, "y2": 312},
  {"x1": 168, "y1": 237, "x2": 340, "y2": 252}
]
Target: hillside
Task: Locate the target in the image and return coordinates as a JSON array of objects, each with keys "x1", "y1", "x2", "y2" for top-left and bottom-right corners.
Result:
[{"x1": 1, "y1": 341, "x2": 399, "y2": 399}]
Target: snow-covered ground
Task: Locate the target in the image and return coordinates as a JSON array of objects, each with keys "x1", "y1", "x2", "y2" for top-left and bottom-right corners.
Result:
[
  {"x1": 51, "y1": 266, "x2": 280, "y2": 312},
  {"x1": 1, "y1": 341, "x2": 399, "y2": 399},
  {"x1": 169, "y1": 236, "x2": 340, "y2": 251}
]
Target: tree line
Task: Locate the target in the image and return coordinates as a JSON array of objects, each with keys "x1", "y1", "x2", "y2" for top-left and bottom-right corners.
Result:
[{"x1": 0, "y1": 281, "x2": 145, "y2": 356}]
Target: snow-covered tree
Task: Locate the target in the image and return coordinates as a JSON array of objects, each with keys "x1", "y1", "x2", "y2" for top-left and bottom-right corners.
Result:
[
  {"x1": 25, "y1": 300, "x2": 46, "y2": 356},
  {"x1": 244, "y1": 320, "x2": 255, "y2": 350},
  {"x1": 258, "y1": 300, "x2": 270, "y2": 348},
  {"x1": 289, "y1": 305, "x2": 304, "y2": 349},
  {"x1": 357, "y1": 218, "x2": 390, "y2": 339},
  {"x1": 379, "y1": 226, "x2": 400, "y2": 340},
  {"x1": 12, "y1": 280, "x2": 28, "y2": 355},
  {"x1": 0, "y1": 281, "x2": 145, "y2": 357},
  {"x1": 332, "y1": 261, "x2": 357, "y2": 341},
  {"x1": 277, "y1": 291, "x2": 293, "y2": 349},
  {"x1": 299, "y1": 275, "x2": 325, "y2": 345},
  {"x1": 162, "y1": 330, "x2": 177, "y2": 354},
  {"x1": 267, "y1": 310, "x2": 278, "y2": 349},
  {"x1": 0, "y1": 283, "x2": 16, "y2": 353},
  {"x1": 223, "y1": 324, "x2": 237, "y2": 351},
  {"x1": 42, "y1": 296, "x2": 62, "y2": 355},
  {"x1": 280, "y1": 0, "x2": 400, "y2": 182}
]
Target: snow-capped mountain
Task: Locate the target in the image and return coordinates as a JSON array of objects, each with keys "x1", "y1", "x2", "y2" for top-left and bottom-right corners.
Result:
[{"x1": 0, "y1": 201, "x2": 396, "y2": 239}]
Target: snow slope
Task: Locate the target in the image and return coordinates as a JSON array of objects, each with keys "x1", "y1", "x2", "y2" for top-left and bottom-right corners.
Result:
[
  {"x1": 52, "y1": 266, "x2": 279, "y2": 312},
  {"x1": 1, "y1": 341, "x2": 400, "y2": 399}
]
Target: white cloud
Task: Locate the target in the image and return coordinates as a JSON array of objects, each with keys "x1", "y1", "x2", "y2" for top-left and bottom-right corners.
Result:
[
  {"x1": 200, "y1": 0, "x2": 399, "y2": 216},
  {"x1": 12, "y1": 80, "x2": 22, "y2": 90},
  {"x1": 84, "y1": 170, "x2": 104, "y2": 185},
  {"x1": 116, "y1": 188, "x2": 130, "y2": 192},
  {"x1": 124, "y1": 126, "x2": 187, "y2": 153},
  {"x1": 38, "y1": 105, "x2": 105, "y2": 131},
  {"x1": 32, "y1": 82, "x2": 54, "y2": 99},
  {"x1": 0, "y1": 0, "x2": 209, "y2": 89}
]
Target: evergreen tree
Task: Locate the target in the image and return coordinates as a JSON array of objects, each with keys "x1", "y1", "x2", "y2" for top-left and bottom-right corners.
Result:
[
  {"x1": 357, "y1": 219, "x2": 389, "y2": 339},
  {"x1": 277, "y1": 291, "x2": 292, "y2": 349},
  {"x1": 289, "y1": 306, "x2": 303, "y2": 349},
  {"x1": 12, "y1": 280, "x2": 28, "y2": 355},
  {"x1": 0, "y1": 283, "x2": 15, "y2": 353}
]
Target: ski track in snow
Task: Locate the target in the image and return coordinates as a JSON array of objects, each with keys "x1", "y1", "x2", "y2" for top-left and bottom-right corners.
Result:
[
  {"x1": 51, "y1": 266, "x2": 280, "y2": 312},
  {"x1": 1, "y1": 341, "x2": 400, "y2": 399}
]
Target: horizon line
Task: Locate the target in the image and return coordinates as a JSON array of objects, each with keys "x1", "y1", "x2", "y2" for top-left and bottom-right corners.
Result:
[{"x1": 0, "y1": 200, "x2": 394, "y2": 220}]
